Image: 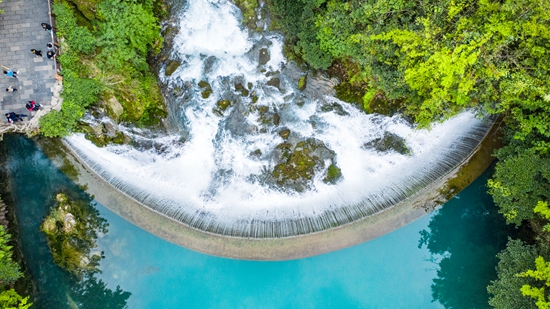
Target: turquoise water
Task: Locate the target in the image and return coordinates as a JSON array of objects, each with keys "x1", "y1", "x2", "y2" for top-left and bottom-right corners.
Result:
[{"x1": 1, "y1": 135, "x2": 511, "y2": 308}]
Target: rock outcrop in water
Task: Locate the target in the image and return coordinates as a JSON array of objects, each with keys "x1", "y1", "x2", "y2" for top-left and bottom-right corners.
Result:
[
  {"x1": 41, "y1": 193, "x2": 108, "y2": 277},
  {"x1": 269, "y1": 137, "x2": 339, "y2": 192},
  {"x1": 365, "y1": 132, "x2": 410, "y2": 155}
]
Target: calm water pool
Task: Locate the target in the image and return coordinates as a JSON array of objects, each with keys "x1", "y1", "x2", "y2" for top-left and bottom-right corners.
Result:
[{"x1": 1, "y1": 135, "x2": 510, "y2": 308}]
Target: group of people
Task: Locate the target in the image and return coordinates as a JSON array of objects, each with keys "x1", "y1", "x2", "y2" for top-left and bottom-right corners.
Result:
[
  {"x1": 3, "y1": 23, "x2": 54, "y2": 125},
  {"x1": 3, "y1": 102, "x2": 41, "y2": 124},
  {"x1": 31, "y1": 24, "x2": 57, "y2": 59}
]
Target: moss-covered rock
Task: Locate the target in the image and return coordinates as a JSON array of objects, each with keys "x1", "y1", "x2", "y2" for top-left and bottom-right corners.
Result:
[
  {"x1": 79, "y1": 122, "x2": 129, "y2": 148},
  {"x1": 233, "y1": 0, "x2": 260, "y2": 29},
  {"x1": 259, "y1": 48, "x2": 270, "y2": 65},
  {"x1": 323, "y1": 164, "x2": 342, "y2": 184},
  {"x1": 199, "y1": 81, "x2": 213, "y2": 99},
  {"x1": 267, "y1": 77, "x2": 280, "y2": 90},
  {"x1": 320, "y1": 102, "x2": 349, "y2": 116},
  {"x1": 165, "y1": 60, "x2": 181, "y2": 76},
  {"x1": 278, "y1": 128, "x2": 290, "y2": 139},
  {"x1": 364, "y1": 132, "x2": 409, "y2": 155},
  {"x1": 298, "y1": 75, "x2": 307, "y2": 91},
  {"x1": 67, "y1": 0, "x2": 100, "y2": 20},
  {"x1": 334, "y1": 81, "x2": 365, "y2": 106},
  {"x1": 40, "y1": 193, "x2": 108, "y2": 277},
  {"x1": 269, "y1": 138, "x2": 338, "y2": 192},
  {"x1": 235, "y1": 83, "x2": 250, "y2": 96},
  {"x1": 217, "y1": 100, "x2": 231, "y2": 111}
]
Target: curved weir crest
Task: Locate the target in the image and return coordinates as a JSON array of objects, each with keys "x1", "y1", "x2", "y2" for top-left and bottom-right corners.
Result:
[{"x1": 64, "y1": 0, "x2": 493, "y2": 238}]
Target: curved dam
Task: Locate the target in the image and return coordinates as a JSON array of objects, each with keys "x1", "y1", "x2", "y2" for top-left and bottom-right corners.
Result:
[{"x1": 61, "y1": 0, "x2": 494, "y2": 258}]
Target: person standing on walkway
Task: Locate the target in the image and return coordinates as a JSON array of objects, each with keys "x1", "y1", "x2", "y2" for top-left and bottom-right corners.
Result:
[
  {"x1": 47, "y1": 42, "x2": 58, "y2": 50},
  {"x1": 31, "y1": 49, "x2": 43, "y2": 57},
  {"x1": 41, "y1": 23, "x2": 52, "y2": 33},
  {"x1": 5, "y1": 112, "x2": 27, "y2": 124},
  {"x1": 47, "y1": 50, "x2": 56, "y2": 60},
  {"x1": 5, "y1": 85, "x2": 18, "y2": 92},
  {"x1": 26, "y1": 101, "x2": 41, "y2": 111},
  {"x1": 3, "y1": 69, "x2": 18, "y2": 78}
]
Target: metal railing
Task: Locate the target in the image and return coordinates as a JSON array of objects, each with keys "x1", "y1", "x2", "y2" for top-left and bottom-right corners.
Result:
[{"x1": 47, "y1": 0, "x2": 60, "y2": 74}]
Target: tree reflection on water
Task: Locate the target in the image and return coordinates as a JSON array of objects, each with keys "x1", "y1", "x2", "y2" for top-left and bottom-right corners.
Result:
[{"x1": 418, "y1": 168, "x2": 515, "y2": 308}]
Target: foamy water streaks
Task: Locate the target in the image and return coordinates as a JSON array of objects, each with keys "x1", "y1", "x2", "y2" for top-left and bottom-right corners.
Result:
[{"x1": 64, "y1": 0, "x2": 492, "y2": 238}]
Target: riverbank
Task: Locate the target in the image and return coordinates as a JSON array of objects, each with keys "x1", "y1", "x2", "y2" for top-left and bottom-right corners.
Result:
[{"x1": 41, "y1": 117, "x2": 501, "y2": 260}]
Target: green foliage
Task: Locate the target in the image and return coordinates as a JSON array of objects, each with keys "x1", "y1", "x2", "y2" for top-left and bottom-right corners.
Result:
[
  {"x1": 488, "y1": 152, "x2": 550, "y2": 225},
  {"x1": 0, "y1": 289, "x2": 32, "y2": 309},
  {"x1": 0, "y1": 226, "x2": 22, "y2": 286},
  {"x1": 519, "y1": 256, "x2": 550, "y2": 309},
  {"x1": 268, "y1": 0, "x2": 332, "y2": 69},
  {"x1": 43, "y1": 0, "x2": 165, "y2": 137},
  {"x1": 53, "y1": 2, "x2": 96, "y2": 54},
  {"x1": 488, "y1": 239, "x2": 538, "y2": 309},
  {"x1": 96, "y1": 0, "x2": 160, "y2": 70}
]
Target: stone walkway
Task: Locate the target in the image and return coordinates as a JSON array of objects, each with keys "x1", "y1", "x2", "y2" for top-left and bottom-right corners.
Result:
[{"x1": 0, "y1": 0, "x2": 56, "y2": 131}]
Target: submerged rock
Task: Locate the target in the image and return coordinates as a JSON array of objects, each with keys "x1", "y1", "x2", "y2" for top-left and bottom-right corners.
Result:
[
  {"x1": 365, "y1": 132, "x2": 409, "y2": 155},
  {"x1": 320, "y1": 102, "x2": 349, "y2": 116},
  {"x1": 165, "y1": 60, "x2": 181, "y2": 76},
  {"x1": 259, "y1": 48, "x2": 270, "y2": 65},
  {"x1": 267, "y1": 78, "x2": 281, "y2": 91},
  {"x1": 225, "y1": 101, "x2": 257, "y2": 135}
]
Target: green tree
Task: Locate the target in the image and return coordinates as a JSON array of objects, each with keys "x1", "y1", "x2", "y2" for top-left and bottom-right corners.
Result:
[
  {"x1": 518, "y1": 256, "x2": 550, "y2": 309},
  {"x1": 488, "y1": 239, "x2": 538, "y2": 309},
  {"x1": 0, "y1": 289, "x2": 32, "y2": 309},
  {"x1": 488, "y1": 153, "x2": 550, "y2": 225},
  {"x1": 0, "y1": 226, "x2": 22, "y2": 285}
]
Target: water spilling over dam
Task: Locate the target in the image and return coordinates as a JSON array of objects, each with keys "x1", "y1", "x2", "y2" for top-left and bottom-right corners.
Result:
[{"x1": 64, "y1": 0, "x2": 493, "y2": 239}]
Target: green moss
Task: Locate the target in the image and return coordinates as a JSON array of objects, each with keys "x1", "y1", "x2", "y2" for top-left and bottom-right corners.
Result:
[
  {"x1": 66, "y1": 0, "x2": 100, "y2": 21},
  {"x1": 235, "y1": 83, "x2": 250, "y2": 96},
  {"x1": 298, "y1": 75, "x2": 307, "y2": 91},
  {"x1": 198, "y1": 81, "x2": 213, "y2": 99},
  {"x1": 233, "y1": 0, "x2": 259, "y2": 29},
  {"x1": 323, "y1": 164, "x2": 342, "y2": 184},
  {"x1": 272, "y1": 148, "x2": 317, "y2": 184},
  {"x1": 165, "y1": 60, "x2": 181, "y2": 76},
  {"x1": 334, "y1": 82, "x2": 364, "y2": 106},
  {"x1": 198, "y1": 81, "x2": 210, "y2": 88},
  {"x1": 217, "y1": 100, "x2": 231, "y2": 111}
]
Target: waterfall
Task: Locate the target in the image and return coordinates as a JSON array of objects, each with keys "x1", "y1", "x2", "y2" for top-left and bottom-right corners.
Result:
[{"x1": 64, "y1": 0, "x2": 493, "y2": 238}]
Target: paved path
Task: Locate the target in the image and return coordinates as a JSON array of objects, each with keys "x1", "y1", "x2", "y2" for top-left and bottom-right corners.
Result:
[{"x1": 0, "y1": 0, "x2": 55, "y2": 123}]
